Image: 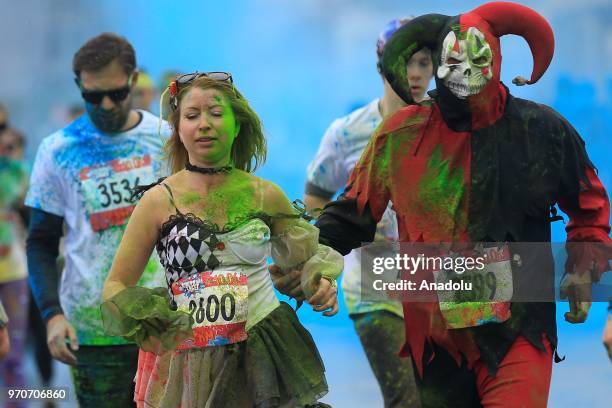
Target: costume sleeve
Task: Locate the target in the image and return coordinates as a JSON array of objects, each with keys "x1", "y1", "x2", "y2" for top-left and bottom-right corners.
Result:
[
  {"x1": 26, "y1": 208, "x2": 64, "y2": 322},
  {"x1": 271, "y1": 218, "x2": 343, "y2": 298},
  {"x1": 555, "y1": 117, "x2": 612, "y2": 280},
  {"x1": 305, "y1": 119, "x2": 349, "y2": 198},
  {"x1": 101, "y1": 286, "x2": 193, "y2": 351},
  {"x1": 315, "y1": 199, "x2": 379, "y2": 255},
  {"x1": 344, "y1": 126, "x2": 392, "y2": 221},
  {"x1": 24, "y1": 137, "x2": 65, "y2": 217},
  {"x1": 315, "y1": 127, "x2": 392, "y2": 255}
]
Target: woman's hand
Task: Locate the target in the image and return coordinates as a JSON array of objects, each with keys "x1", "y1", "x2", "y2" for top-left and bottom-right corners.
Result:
[
  {"x1": 307, "y1": 277, "x2": 338, "y2": 317},
  {"x1": 269, "y1": 265, "x2": 305, "y2": 301}
]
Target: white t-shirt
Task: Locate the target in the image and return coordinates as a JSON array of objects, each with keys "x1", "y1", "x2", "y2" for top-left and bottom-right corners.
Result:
[
  {"x1": 306, "y1": 99, "x2": 402, "y2": 317},
  {"x1": 26, "y1": 110, "x2": 170, "y2": 345}
]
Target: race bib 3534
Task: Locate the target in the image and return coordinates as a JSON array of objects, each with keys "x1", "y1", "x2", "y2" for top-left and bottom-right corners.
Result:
[{"x1": 80, "y1": 154, "x2": 153, "y2": 232}]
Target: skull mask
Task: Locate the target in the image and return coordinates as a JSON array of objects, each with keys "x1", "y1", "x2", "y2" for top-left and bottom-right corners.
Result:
[{"x1": 437, "y1": 27, "x2": 493, "y2": 99}]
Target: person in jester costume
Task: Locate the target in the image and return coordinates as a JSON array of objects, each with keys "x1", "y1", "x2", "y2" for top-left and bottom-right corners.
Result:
[{"x1": 304, "y1": 2, "x2": 612, "y2": 407}]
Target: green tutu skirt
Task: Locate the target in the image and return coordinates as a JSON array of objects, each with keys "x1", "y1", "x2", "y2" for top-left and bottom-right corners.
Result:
[{"x1": 102, "y1": 288, "x2": 328, "y2": 407}]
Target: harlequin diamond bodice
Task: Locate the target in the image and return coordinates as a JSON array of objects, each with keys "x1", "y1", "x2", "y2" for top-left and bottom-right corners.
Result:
[{"x1": 156, "y1": 214, "x2": 280, "y2": 329}]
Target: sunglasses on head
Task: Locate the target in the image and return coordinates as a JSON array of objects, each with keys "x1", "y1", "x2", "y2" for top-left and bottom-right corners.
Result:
[
  {"x1": 168, "y1": 71, "x2": 233, "y2": 110},
  {"x1": 75, "y1": 75, "x2": 133, "y2": 105}
]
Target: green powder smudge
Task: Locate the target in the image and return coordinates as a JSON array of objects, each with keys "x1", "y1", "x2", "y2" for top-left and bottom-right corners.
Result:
[
  {"x1": 418, "y1": 145, "x2": 465, "y2": 236},
  {"x1": 169, "y1": 170, "x2": 260, "y2": 230},
  {"x1": 180, "y1": 191, "x2": 203, "y2": 207}
]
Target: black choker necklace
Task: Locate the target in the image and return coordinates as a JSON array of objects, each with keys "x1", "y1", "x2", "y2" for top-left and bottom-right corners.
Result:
[{"x1": 186, "y1": 162, "x2": 233, "y2": 174}]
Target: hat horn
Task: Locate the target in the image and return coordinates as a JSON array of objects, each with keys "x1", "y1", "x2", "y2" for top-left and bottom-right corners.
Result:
[{"x1": 471, "y1": 1, "x2": 554, "y2": 84}]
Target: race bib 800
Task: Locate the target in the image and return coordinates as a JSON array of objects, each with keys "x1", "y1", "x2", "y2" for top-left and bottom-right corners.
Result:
[
  {"x1": 172, "y1": 270, "x2": 248, "y2": 349},
  {"x1": 80, "y1": 154, "x2": 153, "y2": 232}
]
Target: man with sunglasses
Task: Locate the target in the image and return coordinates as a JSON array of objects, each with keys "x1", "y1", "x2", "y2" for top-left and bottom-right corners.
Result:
[{"x1": 25, "y1": 33, "x2": 169, "y2": 406}]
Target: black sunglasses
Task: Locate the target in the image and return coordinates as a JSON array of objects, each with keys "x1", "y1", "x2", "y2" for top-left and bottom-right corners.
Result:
[
  {"x1": 75, "y1": 77, "x2": 133, "y2": 105},
  {"x1": 169, "y1": 72, "x2": 233, "y2": 110}
]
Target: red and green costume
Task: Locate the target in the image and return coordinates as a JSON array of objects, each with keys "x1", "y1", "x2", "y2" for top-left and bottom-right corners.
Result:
[{"x1": 316, "y1": 2, "x2": 611, "y2": 406}]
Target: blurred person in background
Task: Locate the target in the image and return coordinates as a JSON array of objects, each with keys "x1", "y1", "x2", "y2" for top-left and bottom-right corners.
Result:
[
  {"x1": 0, "y1": 125, "x2": 30, "y2": 403},
  {"x1": 25, "y1": 32, "x2": 168, "y2": 406},
  {"x1": 132, "y1": 69, "x2": 156, "y2": 112},
  {"x1": 0, "y1": 301, "x2": 10, "y2": 360},
  {"x1": 0, "y1": 104, "x2": 8, "y2": 133},
  {"x1": 26, "y1": 101, "x2": 83, "y2": 404},
  {"x1": 67, "y1": 104, "x2": 85, "y2": 122},
  {"x1": 298, "y1": 18, "x2": 432, "y2": 407},
  {"x1": 0, "y1": 128, "x2": 25, "y2": 162},
  {"x1": 0, "y1": 106, "x2": 41, "y2": 397}
]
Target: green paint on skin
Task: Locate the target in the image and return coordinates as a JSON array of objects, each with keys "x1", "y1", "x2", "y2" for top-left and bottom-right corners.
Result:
[
  {"x1": 216, "y1": 95, "x2": 240, "y2": 164},
  {"x1": 203, "y1": 171, "x2": 256, "y2": 227},
  {"x1": 192, "y1": 92, "x2": 239, "y2": 167},
  {"x1": 217, "y1": 96, "x2": 237, "y2": 127},
  {"x1": 417, "y1": 145, "x2": 465, "y2": 236},
  {"x1": 173, "y1": 90, "x2": 263, "y2": 228},
  {"x1": 176, "y1": 171, "x2": 258, "y2": 229},
  {"x1": 180, "y1": 191, "x2": 203, "y2": 207}
]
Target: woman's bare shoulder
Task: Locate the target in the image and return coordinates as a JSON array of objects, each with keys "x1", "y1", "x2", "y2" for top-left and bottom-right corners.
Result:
[
  {"x1": 135, "y1": 182, "x2": 175, "y2": 224},
  {"x1": 255, "y1": 177, "x2": 294, "y2": 214},
  {"x1": 158, "y1": 171, "x2": 185, "y2": 189}
]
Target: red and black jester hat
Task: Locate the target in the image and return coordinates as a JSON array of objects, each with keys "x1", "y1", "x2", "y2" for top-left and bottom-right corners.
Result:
[{"x1": 380, "y1": 2, "x2": 554, "y2": 131}]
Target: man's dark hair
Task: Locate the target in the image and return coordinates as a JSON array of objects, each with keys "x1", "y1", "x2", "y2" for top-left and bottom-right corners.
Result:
[{"x1": 73, "y1": 33, "x2": 136, "y2": 78}]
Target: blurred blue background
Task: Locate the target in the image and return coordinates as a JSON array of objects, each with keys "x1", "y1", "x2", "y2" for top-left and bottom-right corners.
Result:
[{"x1": 1, "y1": 0, "x2": 610, "y2": 406}]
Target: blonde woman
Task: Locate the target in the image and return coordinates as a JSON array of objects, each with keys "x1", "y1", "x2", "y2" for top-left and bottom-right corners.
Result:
[{"x1": 102, "y1": 73, "x2": 341, "y2": 407}]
